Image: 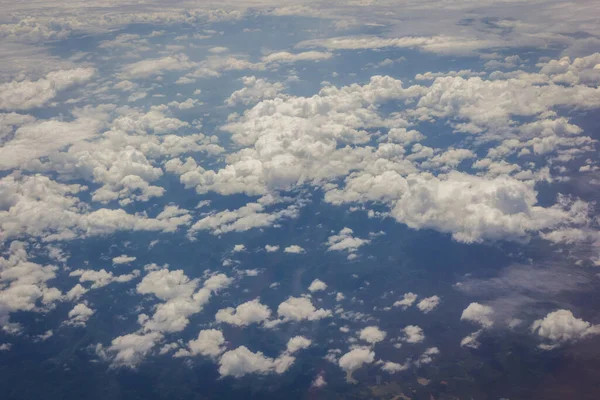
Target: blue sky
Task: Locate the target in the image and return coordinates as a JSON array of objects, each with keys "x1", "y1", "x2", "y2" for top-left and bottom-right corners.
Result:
[{"x1": 1, "y1": 1, "x2": 600, "y2": 398}]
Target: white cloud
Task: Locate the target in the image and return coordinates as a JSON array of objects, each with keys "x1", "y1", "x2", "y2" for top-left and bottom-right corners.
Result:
[
  {"x1": 0, "y1": 241, "x2": 61, "y2": 334},
  {"x1": 402, "y1": 325, "x2": 425, "y2": 344},
  {"x1": 326, "y1": 227, "x2": 369, "y2": 255},
  {"x1": 265, "y1": 245, "x2": 279, "y2": 252},
  {"x1": 0, "y1": 68, "x2": 95, "y2": 110},
  {"x1": 112, "y1": 255, "x2": 136, "y2": 265},
  {"x1": 311, "y1": 374, "x2": 327, "y2": 387},
  {"x1": 64, "y1": 303, "x2": 94, "y2": 327},
  {"x1": 308, "y1": 279, "x2": 327, "y2": 293},
  {"x1": 64, "y1": 284, "x2": 88, "y2": 302},
  {"x1": 232, "y1": 244, "x2": 246, "y2": 253},
  {"x1": 338, "y1": 347, "x2": 375, "y2": 383},
  {"x1": 381, "y1": 361, "x2": 410, "y2": 373},
  {"x1": 215, "y1": 298, "x2": 271, "y2": 327},
  {"x1": 359, "y1": 326, "x2": 386, "y2": 345},
  {"x1": 461, "y1": 303, "x2": 494, "y2": 328},
  {"x1": 274, "y1": 296, "x2": 332, "y2": 323},
  {"x1": 415, "y1": 347, "x2": 440, "y2": 366},
  {"x1": 136, "y1": 270, "x2": 232, "y2": 333},
  {"x1": 393, "y1": 293, "x2": 417, "y2": 309},
  {"x1": 460, "y1": 330, "x2": 483, "y2": 349},
  {"x1": 174, "y1": 329, "x2": 225, "y2": 358},
  {"x1": 97, "y1": 332, "x2": 163, "y2": 368},
  {"x1": 416, "y1": 296, "x2": 440, "y2": 314},
  {"x1": 70, "y1": 269, "x2": 140, "y2": 289},
  {"x1": 284, "y1": 245, "x2": 305, "y2": 254},
  {"x1": 286, "y1": 336, "x2": 312, "y2": 354},
  {"x1": 225, "y1": 76, "x2": 285, "y2": 106},
  {"x1": 218, "y1": 339, "x2": 310, "y2": 378},
  {"x1": 531, "y1": 309, "x2": 600, "y2": 349}
]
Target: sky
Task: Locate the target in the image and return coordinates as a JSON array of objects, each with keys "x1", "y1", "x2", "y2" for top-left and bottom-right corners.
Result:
[{"x1": 1, "y1": 1, "x2": 600, "y2": 399}]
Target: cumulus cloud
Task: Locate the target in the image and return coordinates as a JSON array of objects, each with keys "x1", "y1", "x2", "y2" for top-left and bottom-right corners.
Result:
[
  {"x1": 70, "y1": 269, "x2": 140, "y2": 289},
  {"x1": 286, "y1": 336, "x2": 312, "y2": 354},
  {"x1": 265, "y1": 245, "x2": 279, "y2": 252},
  {"x1": 308, "y1": 279, "x2": 327, "y2": 292},
  {"x1": 284, "y1": 245, "x2": 305, "y2": 254},
  {"x1": 96, "y1": 332, "x2": 164, "y2": 368},
  {"x1": 0, "y1": 68, "x2": 95, "y2": 110},
  {"x1": 359, "y1": 326, "x2": 386, "y2": 345},
  {"x1": 64, "y1": 303, "x2": 94, "y2": 327},
  {"x1": 393, "y1": 293, "x2": 418, "y2": 309},
  {"x1": 460, "y1": 330, "x2": 483, "y2": 349},
  {"x1": 174, "y1": 329, "x2": 225, "y2": 358},
  {"x1": 215, "y1": 299, "x2": 272, "y2": 327},
  {"x1": 232, "y1": 244, "x2": 246, "y2": 253},
  {"x1": 272, "y1": 296, "x2": 332, "y2": 324},
  {"x1": 225, "y1": 76, "x2": 285, "y2": 106},
  {"x1": 402, "y1": 325, "x2": 425, "y2": 343},
  {"x1": 0, "y1": 241, "x2": 61, "y2": 334},
  {"x1": 415, "y1": 347, "x2": 440, "y2": 366},
  {"x1": 531, "y1": 309, "x2": 600, "y2": 349},
  {"x1": 338, "y1": 347, "x2": 375, "y2": 383},
  {"x1": 381, "y1": 361, "x2": 410, "y2": 373},
  {"x1": 416, "y1": 296, "x2": 440, "y2": 313},
  {"x1": 112, "y1": 255, "x2": 136, "y2": 265},
  {"x1": 461, "y1": 303, "x2": 494, "y2": 328},
  {"x1": 326, "y1": 228, "x2": 369, "y2": 256}
]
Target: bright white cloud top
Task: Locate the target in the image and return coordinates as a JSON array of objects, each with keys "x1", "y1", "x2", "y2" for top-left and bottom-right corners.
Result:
[{"x1": 1, "y1": 0, "x2": 599, "y2": 398}]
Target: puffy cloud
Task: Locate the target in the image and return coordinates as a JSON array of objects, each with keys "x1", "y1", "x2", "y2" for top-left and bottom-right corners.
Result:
[
  {"x1": 0, "y1": 241, "x2": 61, "y2": 334},
  {"x1": 137, "y1": 270, "x2": 232, "y2": 333},
  {"x1": 70, "y1": 269, "x2": 140, "y2": 289},
  {"x1": 218, "y1": 346, "x2": 278, "y2": 377},
  {"x1": 0, "y1": 175, "x2": 191, "y2": 241},
  {"x1": 189, "y1": 202, "x2": 299, "y2": 236},
  {"x1": 416, "y1": 296, "x2": 440, "y2": 314},
  {"x1": 326, "y1": 228, "x2": 369, "y2": 255},
  {"x1": 531, "y1": 309, "x2": 600, "y2": 349},
  {"x1": 112, "y1": 255, "x2": 136, "y2": 265},
  {"x1": 218, "y1": 338, "x2": 311, "y2": 378},
  {"x1": 338, "y1": 347, "x2": 375, "y2": 383},
  {"x1": 393, "y1": 293, "x2": 417, "y2": 309},
  {"x1": 311, "y1": 374, "x2": 327, "y2": 388},
  {"x1": 174, "y1": 329, "x2": 225, "y2": 358},
  {"x1": 64, "y1": 303, "x2": 94, "y2": 327},
  {"x1": 308, "y1": 279, "x2": 327, "y2": 292},
  {"x1": 265, "y1": 245, "x2": 279, "y2": 252},
  {"x1": 286, "y1": 336, "x2": 312, "y2": 354},
  {"x1": 65, "y1": 284, "x2": 87, "y2": 301},
  {"x1": 359, "y1": 326, "x2": 386, "y2": 345},
  {"x1": 284, "y1": 245, "x2": 305, "y2": 254},
  {"x1": 232, "y1": 244, "x2": 246, "y2": 253},
  {"x1": 215, "y1": 299, "x2": 272, "y2": 327},
  {"x1": 402, "y1": 325, "x2": 425, "y2": 344},
  {"x1": 97, "y1": 332, "x2": 163, "y2": 368},
  {"x1": 390, "y1": 172, "x2": 589, "y2": 243},
  {"x1": 460, "y1": 330, "x2": 483, "y2": 349},
  {"x1": 415, "y1": 347, "x2": 440, "y2": 366},
  {"x1": 381, "y1": 361, "x2": 410, "y2": 373},
  {"x1": 0, "y1": 68, "x2": 95, "y2": 110},
  {"x1": 225, "y1": 76, "x2": 285, "y2": 106},
  {"x1": 461, "y1": 303, "x2": 494, "y2": 328},
  {"x1": 275, "y1": 296, "x2": 332, "y2": 323}
]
